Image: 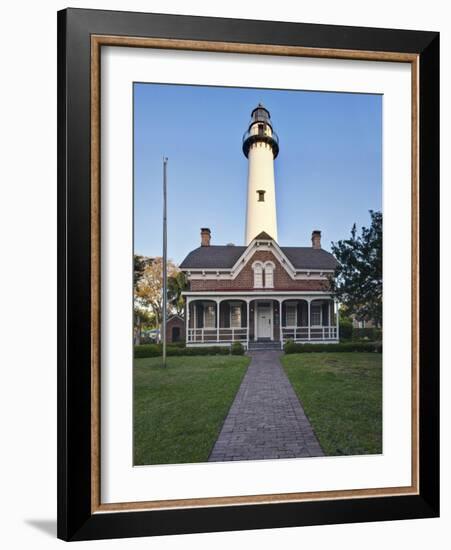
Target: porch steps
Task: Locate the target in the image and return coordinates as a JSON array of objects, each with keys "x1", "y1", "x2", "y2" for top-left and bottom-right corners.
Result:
[{"x1": 248, "y1": 341, "x2": 282, "y2": 351}]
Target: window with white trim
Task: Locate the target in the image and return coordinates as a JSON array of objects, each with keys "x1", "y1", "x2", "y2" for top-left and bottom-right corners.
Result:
[
  {"x1": 203, "y1": 304, "x2": 216, "y2": 328},
  {"x1": 311, "y1": 304, "x2": 322, "y2": 326},
  {"x1": 230, "y1": 303, "x2": 242, "y2": 328},
  {"x1": 285, "y1": 303, "x2": 297, "y2": 327},
  {"x1": 253, "y1": 262, "x2": 263, "y2": 288},
  {"x1": 264, "y1": 262, "x2": 274, "y2": 288}
]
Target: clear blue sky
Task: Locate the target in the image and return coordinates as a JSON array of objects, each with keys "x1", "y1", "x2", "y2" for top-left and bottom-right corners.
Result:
[{"x1": 134, "y1": 83, "x2": 382, "y2": 264}]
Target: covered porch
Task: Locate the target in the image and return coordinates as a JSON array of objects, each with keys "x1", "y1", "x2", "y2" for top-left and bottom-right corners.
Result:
[{"x1": 185, "y1": 294, "x2": 339, "y2": 349}]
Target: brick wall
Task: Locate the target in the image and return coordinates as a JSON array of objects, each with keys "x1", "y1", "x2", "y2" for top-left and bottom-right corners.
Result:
[
  {"x1": 166, "y1": 316, "x2": 185, "y2": 343},
  {"x1": 188, "y1": 250, "x2": 331, "y2": 292}
]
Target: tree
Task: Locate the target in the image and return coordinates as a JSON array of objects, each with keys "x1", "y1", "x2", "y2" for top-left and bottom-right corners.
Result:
[
  {"x1": 330, "y1": 210, "x2": 382, "y2": 326},
  {"x1": 135, "y1": 257, "x2": 180, "y2": 327},
  {"x1": 168, "y1": 271, "x2": 188, "y2": 316},
  {"x1": 133, "y1": 306, "x2": 154, "y2": 345},
  {"x1": 134, "y1": 254, "x2": 153, "y2": 285}
]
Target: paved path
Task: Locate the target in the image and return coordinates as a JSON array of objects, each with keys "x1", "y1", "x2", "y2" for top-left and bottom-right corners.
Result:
[{"x1": 208, "y1": 351, "x2": 324, "y2": 462}]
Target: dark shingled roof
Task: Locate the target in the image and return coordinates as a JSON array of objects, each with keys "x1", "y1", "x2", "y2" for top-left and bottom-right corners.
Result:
[
  {"x1": 282, "y1": 247, "x2": 337, "y2": 270},
  {"x1": 179, "y1": 245, "x2": 337, "y2": 270},
  {"x1": 180, "y1": 246, "x2": 247, "y2": 269}
]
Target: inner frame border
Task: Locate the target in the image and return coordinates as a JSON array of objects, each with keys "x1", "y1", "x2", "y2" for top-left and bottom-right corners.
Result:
[{"x1": 90, "y1": 35, "x2": 419, "y2": 514}]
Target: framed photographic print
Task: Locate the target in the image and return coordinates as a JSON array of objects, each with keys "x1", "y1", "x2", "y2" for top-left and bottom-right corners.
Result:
[{"x1": 57, "y1": 8, "x2": 439, "y2": 541}]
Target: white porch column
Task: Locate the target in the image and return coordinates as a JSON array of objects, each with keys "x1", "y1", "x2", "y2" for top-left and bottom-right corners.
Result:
[
  {"x1": 307, "y1": 299, "x2": 311, "y2": 341},
  {"x1": 246, "y1": 299, "x2": 250, "y2": 348},
  {"x1": 193, "y1": 302, "x2": 198, "y2": 342},
  {"x1": 329, "y1": 300, "x2": 332, "y2": 339},
  {"x1": 186, "y1": 296, "x2": 190, "y2": 343},
  {"x1": 279, "y1": 299, "x2": 283, "y2": 347},
  {"x1": 216, "y1": 299, "x2": 220, "y2": 343},
  {"x1": 336, "y1": 300, "x2": 340, "y2": 340}
]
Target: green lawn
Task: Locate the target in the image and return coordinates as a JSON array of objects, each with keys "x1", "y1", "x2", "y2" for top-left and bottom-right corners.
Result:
[
  {"x1": 281, "y1": 353, "x2": 382, "y2": 456},
  {"x1": 134, "y1": 355, "x2": 250, "y2": 465}
]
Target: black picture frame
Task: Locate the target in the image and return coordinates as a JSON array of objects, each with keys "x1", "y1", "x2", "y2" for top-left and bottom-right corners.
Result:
[{"x1": 57, "y1": 8, "x2": 439, "y2": 541}]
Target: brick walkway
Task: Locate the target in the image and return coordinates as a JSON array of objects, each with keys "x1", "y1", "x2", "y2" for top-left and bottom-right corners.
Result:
[{"x1": 208, "y1": 351, "x2": 324, "y2": 462}]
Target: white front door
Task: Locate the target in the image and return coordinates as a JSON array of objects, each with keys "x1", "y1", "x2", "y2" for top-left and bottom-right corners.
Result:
[{"x1": 257, "y1": 304, "x2": 272, "y2": 339}]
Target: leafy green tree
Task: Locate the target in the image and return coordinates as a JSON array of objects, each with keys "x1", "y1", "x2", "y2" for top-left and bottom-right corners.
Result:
[
  {"x1": 168, "y1": 271, "x2": 188, "y2": 316},
  {"x1": 133, "y1": 307, "x2": 155, "y2": 345},
  {"x1": 330, "y1": 211, "x2": 382, "y2": 327},
  {"x1": 135, "y1": 257, "x2": 183, "y2": 326}
]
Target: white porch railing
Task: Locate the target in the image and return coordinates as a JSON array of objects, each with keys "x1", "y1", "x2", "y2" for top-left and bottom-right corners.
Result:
[
  {"x1": 281, "y1": 326, "x2": 338, "y2": 342},
  {"x1": 187, "y1": 326, "x2": 338, "y2": 344},
  {"x1": 187, "y1": 327, "x2": 248, "y2": 343}
]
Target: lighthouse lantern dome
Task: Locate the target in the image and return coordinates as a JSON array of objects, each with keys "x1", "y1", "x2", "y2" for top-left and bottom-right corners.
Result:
[{"x1": 242, "y1": 103, "x2": 279, "y2": 159}]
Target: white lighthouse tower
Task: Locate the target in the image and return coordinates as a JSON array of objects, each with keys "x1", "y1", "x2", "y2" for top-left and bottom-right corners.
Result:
[{"x1": 243, "y1": 104, "x2": 279, "y2": 245}]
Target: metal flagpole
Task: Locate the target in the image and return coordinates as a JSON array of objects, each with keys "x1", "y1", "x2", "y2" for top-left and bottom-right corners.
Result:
[{"x1": 162, "y1": 157, "x2": 168, "y2": 368}]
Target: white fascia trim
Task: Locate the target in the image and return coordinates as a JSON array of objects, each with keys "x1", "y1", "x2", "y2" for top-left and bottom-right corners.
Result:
[
  {"x1": 186, "y1": 273, "x2": 234, "y2": 280},
  {"x1": 186, "y1": 272, "x2": 332, "y2": 281},
  {"x1": 296, "y1": 269, "x2": 334, "y2": 275},
  {"x1": 182, "y1": 268, "x2": 232, "y2": 272},
  {"x1": 183, "y1": 267, "x2": 334, "y2": 274}
]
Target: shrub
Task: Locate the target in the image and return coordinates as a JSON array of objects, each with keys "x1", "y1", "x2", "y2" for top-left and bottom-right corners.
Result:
[
  {"x1": 231, "y1": 342, "x2": 245, "y2": 355},
  {"x1": 339, "y1": 318, "x2": 353, "y2": 340},
  {"x1": 168, "y1": 340, "x2": 186, "y2": 348},
  {"x1": 284, "y1": 342, "x2": 382, "y2": 354},
  {"x1": 284, "y1": 341, "x2": 299, "y2": 354},
  {"x1": 167, "y1": 346, "x2": 230, "y2": 357},
  {"x1": 134, "y1": 344, "x2": 161, "y2": 358},
  {"x1": 134, "y1": 344, "x2": 231, "y2": 358}
]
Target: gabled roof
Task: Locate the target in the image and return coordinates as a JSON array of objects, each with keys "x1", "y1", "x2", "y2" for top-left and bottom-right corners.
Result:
[
  {"x1": 180, "y1": 244, "x2": 337, "y2": 270},
  {"x1": 167, "y1": 314, "x2": 185, "y2": 322},
  {"x1": 180, "y1": 245, "x2": 247, "y2": 269}
]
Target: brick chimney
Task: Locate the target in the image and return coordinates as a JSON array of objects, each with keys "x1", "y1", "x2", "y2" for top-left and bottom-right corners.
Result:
[
  {"x1": 201, "y1": 227, "x2": 211, "y2": 247},
  {"x1": 311, "y1": 230, "x2": 321, "y2": 249}
]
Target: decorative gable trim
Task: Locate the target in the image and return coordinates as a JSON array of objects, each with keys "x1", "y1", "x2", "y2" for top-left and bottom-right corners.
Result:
[{"x1": 230, "y1": 238, "x2": 297, "y2": 280}]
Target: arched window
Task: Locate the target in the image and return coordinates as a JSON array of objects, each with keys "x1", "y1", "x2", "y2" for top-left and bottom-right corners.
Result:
[
  {"x1": 252, "y1": 262, "x2": 263, "y2": 288},
  {"x1": 264, "y1": 261, "x2": 275, "y2": 288}
]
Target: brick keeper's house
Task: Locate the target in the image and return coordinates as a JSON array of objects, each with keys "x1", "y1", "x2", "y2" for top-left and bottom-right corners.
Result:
[{"x1": 179, "y1": 104, "x2": 340, "y2": 351}]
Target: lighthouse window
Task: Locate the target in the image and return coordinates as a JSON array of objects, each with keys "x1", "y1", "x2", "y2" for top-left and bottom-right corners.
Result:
[
  {"x1": 258, "y1": 124, "x2": 265, "y2": 136},
  {"x1": 257, "y1": 190, "x2": 265, "y2": 202}
]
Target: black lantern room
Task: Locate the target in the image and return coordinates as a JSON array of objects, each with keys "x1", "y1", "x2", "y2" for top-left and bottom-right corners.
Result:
[{"x1": 242, "y1": 103, "x2": 280, "y2": 159}]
